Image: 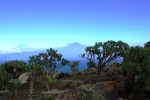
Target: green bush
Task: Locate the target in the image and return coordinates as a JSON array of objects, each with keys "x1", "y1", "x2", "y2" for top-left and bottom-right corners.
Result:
[
  {"x1": 0, "y1": 68, "x2": 12, "y2": 90},
  {"x1": 47, "y1": 77, "x2": 57, "y2": 84},
  {"x1": 78, "y1": 84, "x2": 106, "y2": 100},
  {"x1": 56, "y1": 72, "x2": 71, "y2": 79},
  {"x1": 8, "y1": 79, "x2": 21, "y2": 90},
  {"x1": 60, "y1": 80, "x2": 83, "y2": 89},
  {"x1": 36, "y1": 89, "x2": 64, "y2": 100},
  {"x1": 122, "y1": 46, "x2": 150, "y2": 87},
  {"x1": 1, "y1": 60, "x2": 27, "y2": 78}
]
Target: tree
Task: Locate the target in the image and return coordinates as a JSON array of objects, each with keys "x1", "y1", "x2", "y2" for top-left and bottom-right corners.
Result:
[
  {"x1": 1, "y1": 60, "x2": 28, "y2": 78},
  {"x1": 29, "y1": 48, "x2": 69, "y2": 77},
  {"x1": 8, "y1": 79, "x2": 21, "y2": 96},
  {"x1": 70, "y1": 61, "x2": 80, "y2": 78},
  {"x1": 0, "y1": 67, "x2": 12, "y2": 90},
  {"x1": 122, "y1": 46, "x2": 150, "y2": 86},
  {"x1": 29, "y1": 48, "x2": 69, "y2": 91},
  {"x1": 111, "y1": 62, "x2": 122, "y2": 79},
  {"x1": 144, "y1": 41, "x2": 150, "y2": 48},
  {"x1": 26, "y1": 64, "x2": 44, "y2": 99},
  {"x1": 81, "y1": 40, "x2": 129, "y2": 80}
]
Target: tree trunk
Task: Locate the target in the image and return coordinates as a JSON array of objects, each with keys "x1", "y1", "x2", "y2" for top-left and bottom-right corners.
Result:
[
  {"x1": 117, "y1": 66, "x2": 120, "y2": 79},
  {"x1": 29, "y1": 71, "x2": 33, "y2": 100},
  {"x1": 97, "y1": 66, "x2": 102, "y2": 81},
  {"x1": 29, "y1": 80, "x2": 33, "y2": 100},
  {"x1": 73, "y1": 73, "x2": 75, "y2": 78},
  {"x1": 46, "y1": 82, "x2": 50, "y2": 91}
]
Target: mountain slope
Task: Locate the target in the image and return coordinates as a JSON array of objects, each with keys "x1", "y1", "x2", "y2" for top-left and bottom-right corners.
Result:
[
  {"x1": 57, "y1": 42, "x2": 87, "y2": 60},
  {"x1": 0, "y1": 42, "x2": 87, "y2": 63}
]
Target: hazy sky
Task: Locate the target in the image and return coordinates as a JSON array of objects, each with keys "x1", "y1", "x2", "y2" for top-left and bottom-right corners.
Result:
[{"x1": 0, "y1": 0, "x2": 150, "y2": 49}]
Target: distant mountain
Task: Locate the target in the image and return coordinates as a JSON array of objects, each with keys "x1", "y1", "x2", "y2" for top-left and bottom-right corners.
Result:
[
  {"x1": 0, "y1": 42, "x2": 88, "y2": 63},
  {"x1": 57, "y1": 42, "x2": 87, "y2": 60},
  {"x1": 11, "y1": 44, "x2": 38, "y2": 52},
  {"x1": 0, "y1": 50, "x2": 45, "y2": 62}
]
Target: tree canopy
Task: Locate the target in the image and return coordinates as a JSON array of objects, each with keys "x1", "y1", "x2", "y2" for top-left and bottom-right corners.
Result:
[
  {"x1": 122, "y1": 46, "x2": 150, "y2": 86},
  {"x1": 81, "y1": 40, "x2": 129, "y2": 80},
  {"x1": 29, "y1": 48, "x2": 69, "y2": 77},
  {"x1": 1, "y1": 60, "x2": 27, "y2": 78},
  {"x1": 144, "y1": 41, "x2": 150, "y2": 48}
]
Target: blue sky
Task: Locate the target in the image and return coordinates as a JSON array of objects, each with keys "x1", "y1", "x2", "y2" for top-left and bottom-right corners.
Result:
[{"x1": 0, "y1": 0, "x2": 150, "y2": 49}]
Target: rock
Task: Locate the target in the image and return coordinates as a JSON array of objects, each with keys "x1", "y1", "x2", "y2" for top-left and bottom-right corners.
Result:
[{"x1": 18, "y1": 72, "x2": 29, "y2": 84}]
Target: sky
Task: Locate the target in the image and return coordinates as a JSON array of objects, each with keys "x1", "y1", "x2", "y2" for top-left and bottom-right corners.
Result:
[{"x1": 0, "y1": 0, "x2": 150, "y2": 50}]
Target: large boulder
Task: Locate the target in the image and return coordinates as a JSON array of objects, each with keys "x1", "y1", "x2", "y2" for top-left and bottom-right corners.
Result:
[{"x1": 18, "y1": 72, "x2": 29, "y2": 84}]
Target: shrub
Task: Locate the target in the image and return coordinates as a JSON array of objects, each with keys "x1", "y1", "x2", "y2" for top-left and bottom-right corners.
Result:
[
  {"x1": 0, "y1": 68, "x2": 12, "y2": 90},
  {"x1": 36, "y1": 89, "x2": 64, "y2": 100},
  {"x1": 78, "y1": 84, "x2": 106, "y2": 100},
  {"x1": 8, "y1": 79, "x2": 21, "y2": 89},
  {"x1": 56, "y1": 72, "x2": 71, "y2": 79},
  {"x1": 59, "y1": 80, "x2": 83, "y2": 89},
  {"x1": 47, "y1": 77, "x2": 57, "y2": 84}
]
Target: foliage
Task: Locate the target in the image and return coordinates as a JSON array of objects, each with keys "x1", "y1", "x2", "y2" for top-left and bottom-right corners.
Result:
[
  {"x1": 87, "y1": 61, "x2": 96, "y2": 69},
  {"x1": 81, "y1": 40, "x2": 129, "y2": 80},
  {"x1": 47, "y1": 76, "x2": 57, "y2": 84},
  {"x1": 1, "y1": 60, "x2": 28, "y2": 78},
  {"x1": 59, "y1": 80, "x2": 83, "y2": 89},
  {"x1": 70, "y1": 61, "x2": 79, "y2": 74},
  {"x1": 36, "y1": 89, "x2": 64, "y2": 100},
  {"x1": 56, "y1": 72, "x2": 71, "y2": 79},
  {"x1": 29, "y1": 48, "x2": 69, "y2": 77},
  {"x1": 144, "y1": 41, "x2": 150, "y2": 48},
  {"x1": 28, "y1": 65, "x2": 44, "y2": 79},
  {"x1": 122, "y1": 46, "x2": 150, "y2": 87},
  {"x1": 37, "y1": 84, "x2": 106, "y2": 100},
  {"x1": 103, "y1": 62, "x2": 122, "y2": 80},
  {"x1": 0, "y1": 68, "x2": 12, "y2": 90},
  {"x1": 78, "y1": 84, "x2": 106, "y2": 100},
  {"x1": 70, "y1": 61, "x2": 79, "y2": 78},
  {"x1": 8, "y1": 79, "x2": 21, "y2": 89}
]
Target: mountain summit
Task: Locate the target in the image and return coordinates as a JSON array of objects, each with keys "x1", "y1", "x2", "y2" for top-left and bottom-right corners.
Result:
[
  {"x1": 67, "y1": 42, "x2": 83, "y2": 47},
  {"x1": 57, "y1": 42, "x2": 87, "y2": 60},
  {"x1": 0, "y1": 42, "x2": 88, "y2": 62}
]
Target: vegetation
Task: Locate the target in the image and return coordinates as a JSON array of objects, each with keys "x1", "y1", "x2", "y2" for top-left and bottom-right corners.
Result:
[
  {"x1": 81, "y1": 40, "x2": 129, "y2": 80},
  {"x1": 1, "y1": 60, "x2": 27, "y2": 78},
  {"x1": 0, "y1": 67, "x2": 12, "y2": 90},
  {"x1": 29, "y1": 48, "x2": 69, "y2": 77},
  {"x1": 122, "y1": 46, "x2": 150, "y2": 87},
  {"x1": 0, "y1": 61, "x2": 27, "y2": 91},
  {"x1": 144, "y1": 41, "x2": 150, "y2": 48},
  {"x1": 70, "y1": 61, "x2": 80, "y2": 78},
  {"x1": 56, "y1": 72, "x2": 71, "y2": 79},
  {"x1": 0, "y1": 40, "x2": 150, "y2": 100}
]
